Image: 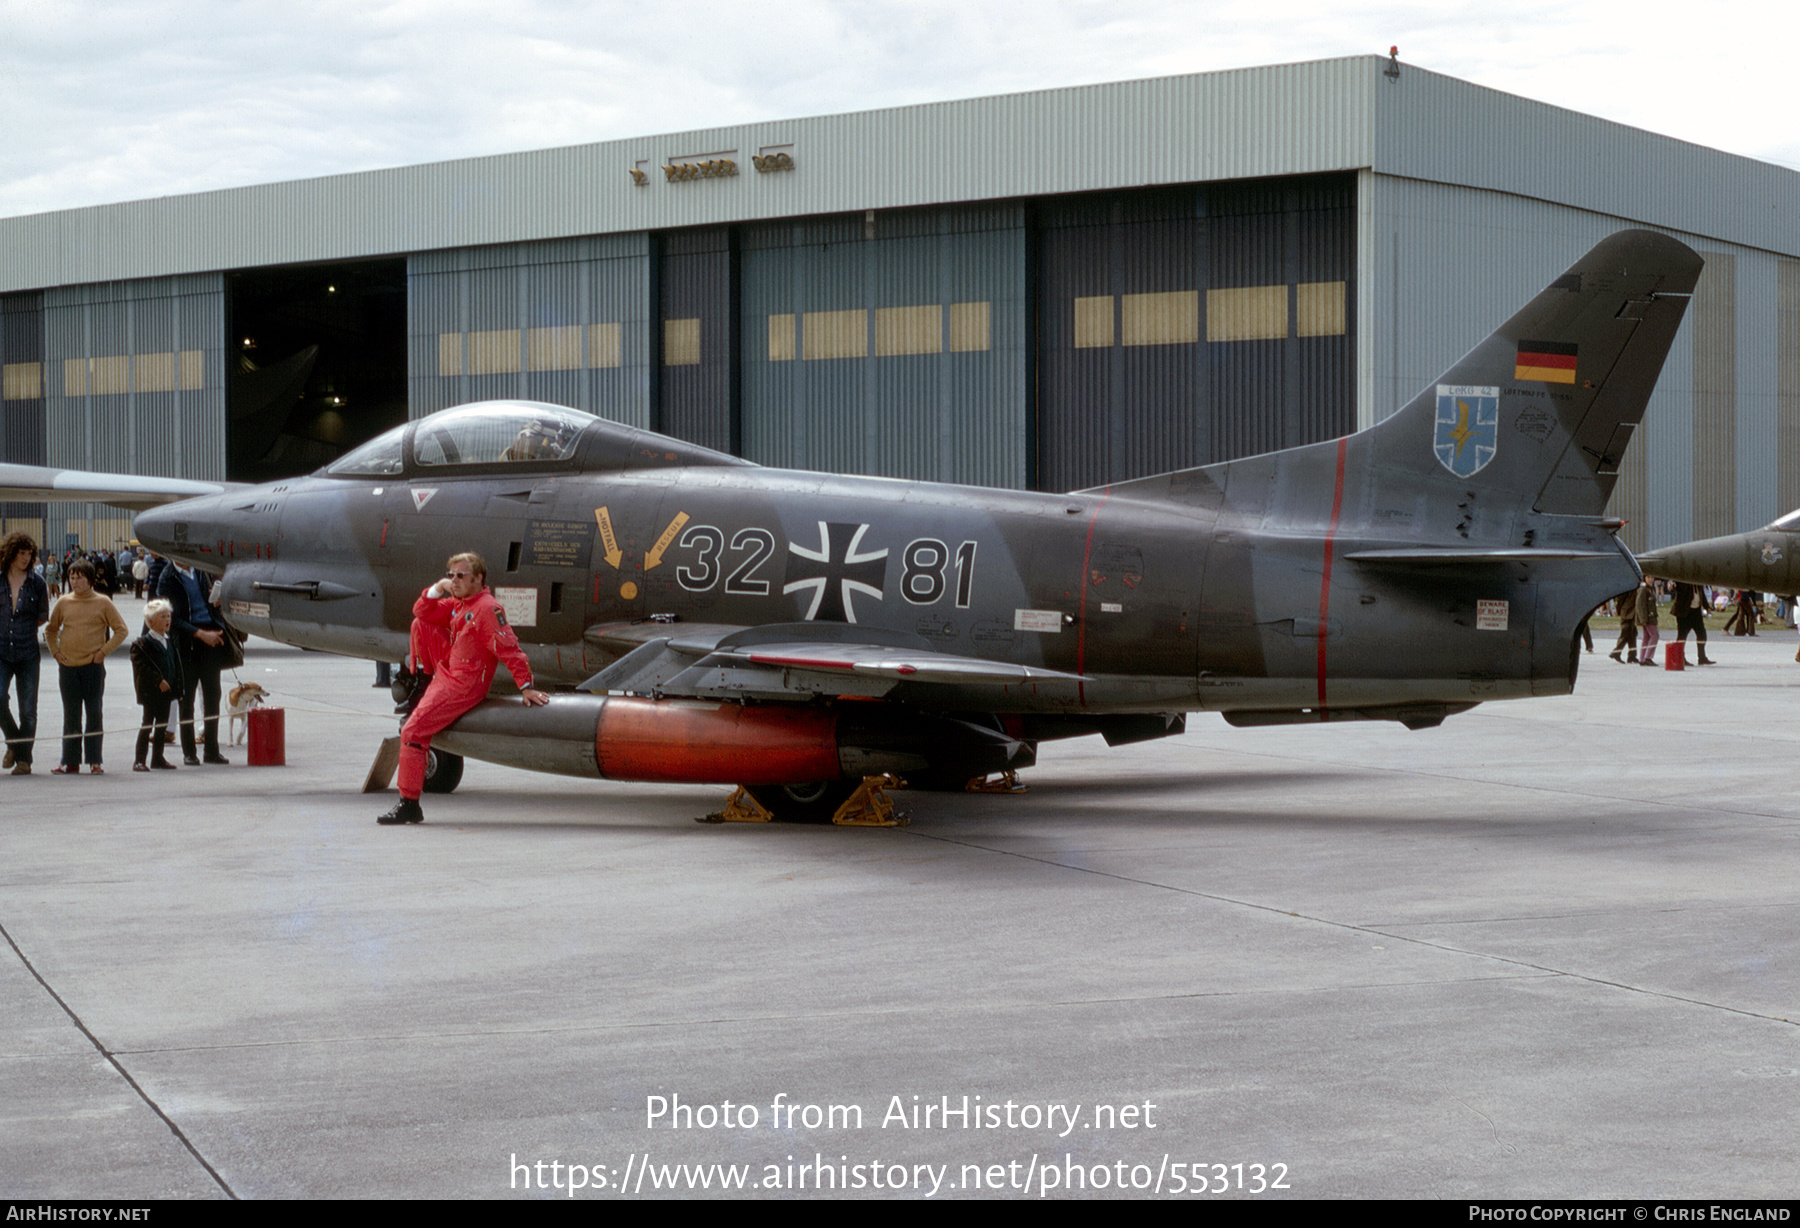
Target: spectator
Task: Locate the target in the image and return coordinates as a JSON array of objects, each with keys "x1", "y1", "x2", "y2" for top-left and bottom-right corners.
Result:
[
  {"x1": 0, "y1": 533, "x2": 49, "y2": 773},
  {"x1": 157, "y1": 560, "x2": 231, "y2": 765},
  {"x1": 45, "y1": 559, "x2": 129, "y2": 774},
  {"x1": 130, "y1": 600, "x2": 181, "y2": 771}
]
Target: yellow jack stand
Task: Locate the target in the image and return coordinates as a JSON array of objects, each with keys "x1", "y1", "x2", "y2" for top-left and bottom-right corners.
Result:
[
  {"x1": 830, "y1": 774, "x2": 909, "y2": 827},
  {"x1": 698, "y1": 787, "x2": 776, "y2": 823},
  {"x1": 965, "y1": 769, "x2": 1026, "y2": 794}
]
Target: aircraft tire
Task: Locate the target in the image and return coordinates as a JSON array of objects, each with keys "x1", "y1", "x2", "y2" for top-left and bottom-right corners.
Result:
[
  {"x1": 745, "y1": 779, "x2": 856, "y2": 823},
  {"x1": 422, "y1": 750, "x2": 464, "y2": 794}
]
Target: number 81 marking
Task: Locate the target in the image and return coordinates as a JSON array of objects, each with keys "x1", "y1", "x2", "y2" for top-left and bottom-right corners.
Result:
[{"x1": 902, "y1": 539, "x2": 977, "y2": 607}]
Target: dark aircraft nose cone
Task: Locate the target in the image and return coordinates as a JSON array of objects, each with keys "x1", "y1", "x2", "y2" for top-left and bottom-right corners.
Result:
[
  {"x1": 133, "y1": 501, "x2": 180, "y2": 555},
  {"x1": 1640, "y1": 532, "x2": 1800, "y2": 593}
]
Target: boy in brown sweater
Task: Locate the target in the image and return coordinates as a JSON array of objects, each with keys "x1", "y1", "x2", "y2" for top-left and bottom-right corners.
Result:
[{"x1": 45, "y1": 559, "x2": 129, "y2": 773}]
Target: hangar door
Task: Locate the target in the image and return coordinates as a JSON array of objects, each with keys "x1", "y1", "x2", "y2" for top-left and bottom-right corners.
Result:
[{"x1": 1036, "y1": 174, "x2": 1355, "y2": 493}]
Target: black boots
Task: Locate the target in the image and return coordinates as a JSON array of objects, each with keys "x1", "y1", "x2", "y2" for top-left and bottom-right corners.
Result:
[{"x1": 377, "y1": 797, "x2": 425, "y2": 825}]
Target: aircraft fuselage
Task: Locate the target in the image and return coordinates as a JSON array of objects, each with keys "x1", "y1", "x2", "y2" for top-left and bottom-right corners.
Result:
[{"x1": 136, "y1": 449, "x2": 1617, "y2": 723}]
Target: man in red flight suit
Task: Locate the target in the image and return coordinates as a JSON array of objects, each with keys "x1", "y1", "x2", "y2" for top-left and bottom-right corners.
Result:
[{"x1": 379, "y1": 551, "x2": 548, "y2": 825}]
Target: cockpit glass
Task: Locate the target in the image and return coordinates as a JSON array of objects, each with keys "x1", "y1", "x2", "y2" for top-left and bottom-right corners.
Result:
[
  {"x1": 413, "y1": 403, "x2": 592, "y2": 468},
  {"x1": 1772, "y1": 509, "x2": 1800, "y2": 532},
  {"x1": 325, "y1": 428, "x2": 405, "y2": 476}
]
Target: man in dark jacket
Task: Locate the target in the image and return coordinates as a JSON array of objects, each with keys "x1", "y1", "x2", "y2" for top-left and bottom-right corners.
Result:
[
  {"x1": 0, "y1": 533, "x2": 49, "y2": 773},
  {"x1": 1670, "y1": 581, "x2": 1714, "y2": 665},
  {"x1": 156, "y1": 561, "x2": 231, "y2": 765}
]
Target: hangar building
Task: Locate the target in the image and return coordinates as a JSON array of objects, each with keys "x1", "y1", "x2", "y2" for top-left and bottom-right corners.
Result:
[{"x1": 2, "y1": 54, "x2": 1797, "y2": 553}]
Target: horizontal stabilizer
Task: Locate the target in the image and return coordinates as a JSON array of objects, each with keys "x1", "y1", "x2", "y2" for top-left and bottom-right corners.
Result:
[{"x1": 0, "y1": 462, "x2": 232, "y2": 510}]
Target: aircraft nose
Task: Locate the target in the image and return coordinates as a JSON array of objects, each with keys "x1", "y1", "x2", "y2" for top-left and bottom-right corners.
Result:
[
  {"x1": 133, "y1": 493, "x2": 231, "y2": 568},
  {"x1": 1641, "y1": 532, "x2": 1800, "y2": 592},
  {"x1": 133, "y1": 501, "x2": 180, "y2": 555}
]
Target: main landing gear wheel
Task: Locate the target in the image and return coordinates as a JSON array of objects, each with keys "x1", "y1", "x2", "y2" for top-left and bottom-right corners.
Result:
[
  {"x1": 745, "y1": 779, "x2": 857, "y2": 823},
  {"x1": 422, "y1": 749, "x2": 464, "y2": 794}
]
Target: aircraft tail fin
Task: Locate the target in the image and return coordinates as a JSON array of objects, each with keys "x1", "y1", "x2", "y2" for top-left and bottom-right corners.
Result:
[
  {"x1": 1368, "y1": 228, "x2": 1701, "y2": 519},
  {"x1": 1106, "y1": 230, "x2": 1701, "y2": 532}
]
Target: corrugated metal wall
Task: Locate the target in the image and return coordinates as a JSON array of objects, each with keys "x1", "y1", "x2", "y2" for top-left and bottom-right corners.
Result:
[
  {"x1": 1692, "y1": 254, "x2": 1737, "y2": 540},
  {"x1": 1733, "y1": 257, "x2": 1777, "y2": 535},
  {"x1": 660, "y1": 228, "x2": 736, "y2": 452},
  {"x1": 740, "y1": 205, "x2": 1026, "y2": 487},
  {"x1": 1037, "y1": 175, "x2": 1354, "y2": 492},
  {"x1": 408, "y1": 234, "x2": 653, "y2": 426},
  {"x1": 1779, "y1": 260, "x2": 1800, "y2": 515},
  {"x1": 1, "y1": 292, "x2": 47, "y2": 535},
  {"x1": 40, "y1": 275, "x2": 224, "y2": 548}
]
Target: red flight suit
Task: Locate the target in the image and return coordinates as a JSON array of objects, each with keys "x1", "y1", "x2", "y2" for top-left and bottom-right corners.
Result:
[{"x1": 398, "y1": 586, "x2": 534, "y2": 799}]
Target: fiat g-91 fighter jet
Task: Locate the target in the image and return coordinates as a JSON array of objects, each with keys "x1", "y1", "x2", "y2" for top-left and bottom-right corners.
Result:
[{"x1": 55, "y1": 231, "x2": 1700, "y2": 818}]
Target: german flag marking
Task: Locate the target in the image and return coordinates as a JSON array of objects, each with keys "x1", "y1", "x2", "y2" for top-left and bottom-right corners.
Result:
[{"x1": 1515, "y1": 339, "x2": 1577, "y2": 384}]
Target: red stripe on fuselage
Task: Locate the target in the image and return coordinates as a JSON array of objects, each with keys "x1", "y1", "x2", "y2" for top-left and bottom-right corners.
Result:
[
  {"x1": 1317, "y1": 437, "x2": 1348, "y2": 708},
  {"x1": 1076, "y1": 488, "x2": 1112, "y2": 705}
]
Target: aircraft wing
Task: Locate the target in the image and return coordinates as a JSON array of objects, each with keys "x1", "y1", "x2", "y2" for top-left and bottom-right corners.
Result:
[
  {"x1": 0, "y1": 462, "x2": 233, "y2": 510},
  {"x1": 579, "y1": 620, "x2": 1082, "y2": 701}
]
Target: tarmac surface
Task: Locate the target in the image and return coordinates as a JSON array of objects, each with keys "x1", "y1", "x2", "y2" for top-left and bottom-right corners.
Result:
[{"x1": 3, "y1": 598, "x2": 1798, "y2": 1199}]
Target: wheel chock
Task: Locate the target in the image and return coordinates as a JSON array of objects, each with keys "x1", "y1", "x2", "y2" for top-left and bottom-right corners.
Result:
[
  {"x1": 698, "y1": 787, "x2": 776, "y2": 824},
  {"x1": 965, "y1": 769, "x2": 1026, "y2": 794},
  {"x1": 362, "y1": 736, "x2": 401, "y2": 793},
  {"x1": 830, "y1": 775, "x2": 909, "y2": 827}
]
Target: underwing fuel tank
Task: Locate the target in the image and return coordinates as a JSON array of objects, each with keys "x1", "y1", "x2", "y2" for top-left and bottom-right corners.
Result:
[{"x1": 430, "y1": 696, "x2": 1033, "y2": 783}]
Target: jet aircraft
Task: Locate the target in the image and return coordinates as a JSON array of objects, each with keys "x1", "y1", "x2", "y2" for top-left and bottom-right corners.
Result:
[
  {"x1": 6, "y1": 230, "x2": 1703, "y2": 821},
  {"x1": 1638, "y1": 512, "x2": 1800, "y2": 596}
]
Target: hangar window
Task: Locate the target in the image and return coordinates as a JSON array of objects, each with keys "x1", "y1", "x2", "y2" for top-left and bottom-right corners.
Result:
[{"x1": 412, "y1": 402, "x2": 592, "y2": 468}]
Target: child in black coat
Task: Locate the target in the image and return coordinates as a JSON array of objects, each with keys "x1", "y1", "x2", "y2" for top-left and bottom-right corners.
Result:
[{"x1": 130, "y1": 600, "x2": 183, "y2": 770}]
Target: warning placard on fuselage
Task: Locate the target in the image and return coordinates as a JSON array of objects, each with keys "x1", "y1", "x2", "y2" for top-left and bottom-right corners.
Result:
[{"x1": 525, "y1": 519, "x2": 594, "y2": 568}]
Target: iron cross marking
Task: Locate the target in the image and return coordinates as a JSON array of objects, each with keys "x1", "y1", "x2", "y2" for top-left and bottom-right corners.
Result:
[{"x1": 783, "y1": 521, "x2": 888, "y2": 622}]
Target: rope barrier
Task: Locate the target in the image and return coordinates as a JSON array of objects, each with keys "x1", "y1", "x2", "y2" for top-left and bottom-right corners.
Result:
[{"x1": 0, "y1": 702, "x2": 400, "y2": 749}]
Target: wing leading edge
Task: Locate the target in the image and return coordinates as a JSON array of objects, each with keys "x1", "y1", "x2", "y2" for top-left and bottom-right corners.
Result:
[{"x1": 0, "y1": 462, "x2": 233, "y2": 510}]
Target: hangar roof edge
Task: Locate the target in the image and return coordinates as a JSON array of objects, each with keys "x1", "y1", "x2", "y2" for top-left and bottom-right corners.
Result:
[{"x1": 3, "y1": 55, "x2": 1797, "y2": 293}]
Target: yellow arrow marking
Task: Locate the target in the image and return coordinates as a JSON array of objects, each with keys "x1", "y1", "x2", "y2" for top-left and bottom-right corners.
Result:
[
  {"x1": 645, "y1": 511, "x2": 689, "y2": 570},
  {"x1": 594, "y1": 507, "x2": 623, "y2": 569}
]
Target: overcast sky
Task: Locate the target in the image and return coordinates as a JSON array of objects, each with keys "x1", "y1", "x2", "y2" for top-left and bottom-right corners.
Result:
[{"x1": 3, "y1": 0, "x2": 1795, "y2": 220}]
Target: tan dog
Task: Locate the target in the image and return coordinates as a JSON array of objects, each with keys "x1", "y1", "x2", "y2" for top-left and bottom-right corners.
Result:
[{"x1": 228, "y1": 682, "x2": 270, "y2": 745}]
